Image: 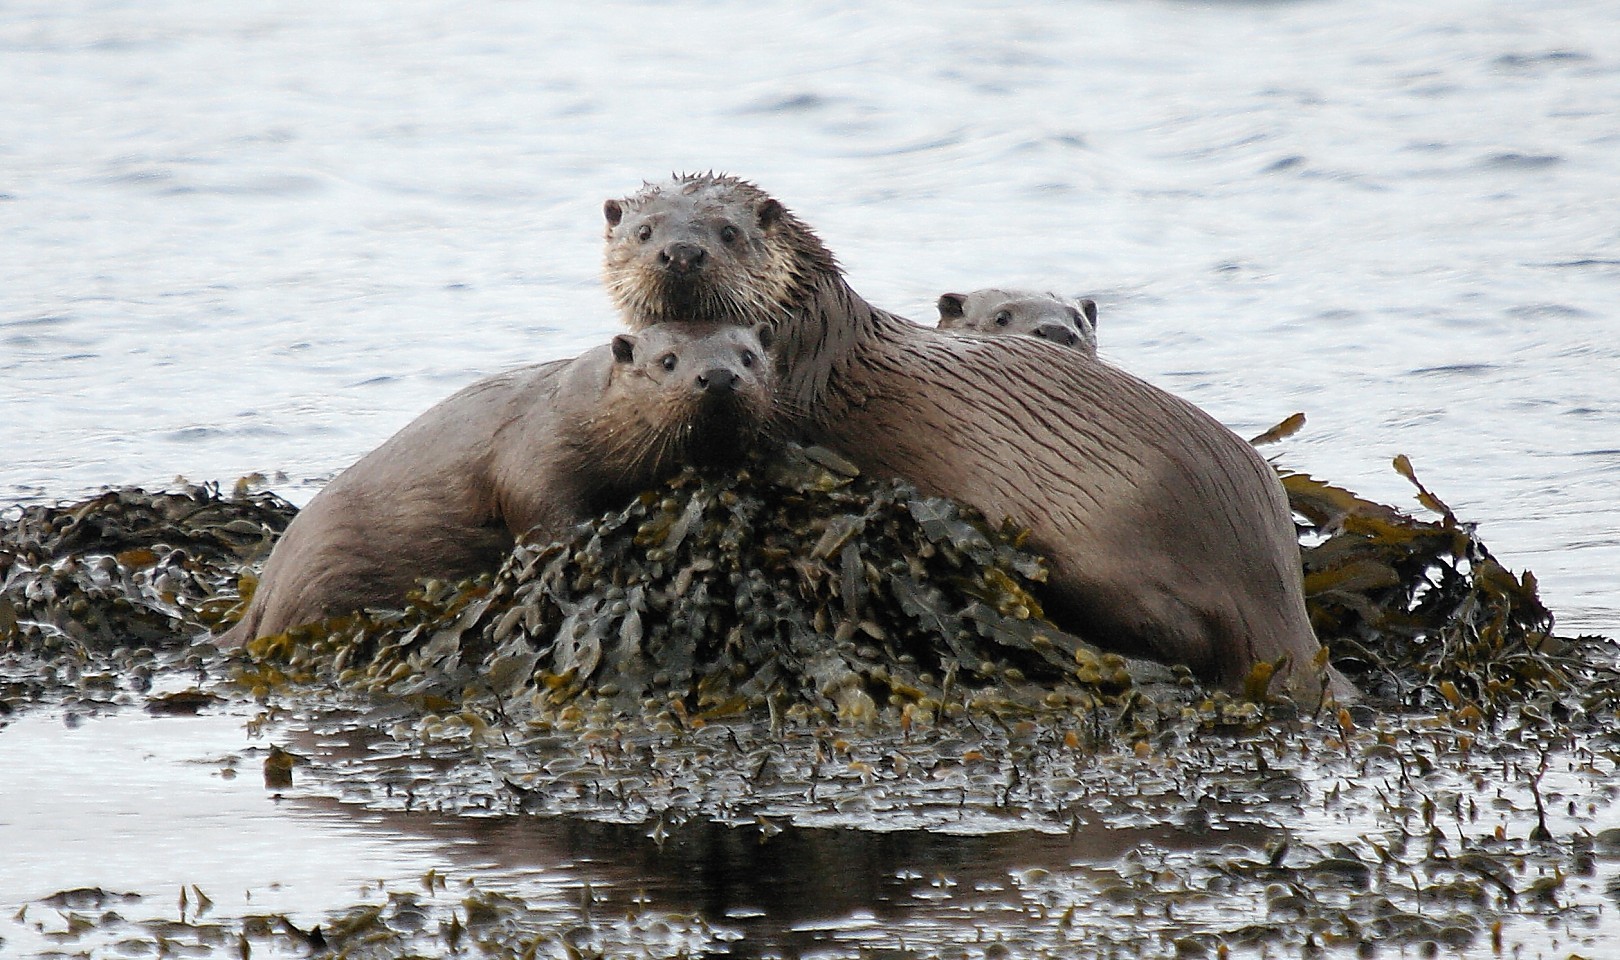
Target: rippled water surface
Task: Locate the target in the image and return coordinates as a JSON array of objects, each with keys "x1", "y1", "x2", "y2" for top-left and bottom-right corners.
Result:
[
  {"x1": 4, "y1": 0, "x2": 1619, "y2": 954},
  {"x1": 5, "y1": 0, "x2": 1617, "y2": 630}
]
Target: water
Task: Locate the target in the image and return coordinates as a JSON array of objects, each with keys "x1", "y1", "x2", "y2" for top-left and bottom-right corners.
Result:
[
  {"x1": 0, "y1": 703, "x2": 1275, "y2": 957},
  {"x1": 4, "y1": 0, "x2": 1616, "y2": 630},
  {"x1": 4, "y1": 0, "x2": 1619, "y2": 953}
]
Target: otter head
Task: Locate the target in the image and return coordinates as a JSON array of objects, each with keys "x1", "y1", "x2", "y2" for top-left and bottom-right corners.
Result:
[
  {"x1": 937, "y1": 289, "x2": 1099, "y2": 357},
  {"x1": 602, "y1": 173, "x2": 836, "y2": 331},
  {"x1": 606, "y1": 321, "x2": 777, "y2": 471}
]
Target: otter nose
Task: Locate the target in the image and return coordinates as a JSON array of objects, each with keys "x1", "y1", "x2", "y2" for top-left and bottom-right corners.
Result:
[
  {"x1": 661, "y1": 242, "x2": 707, "y2": 274},
  {"x1": 695, "y1": 367, "x2": 739, "y2": 393},
  {"x1": 1034, "y1": 323, "x2": 1079, "y2": 347}
]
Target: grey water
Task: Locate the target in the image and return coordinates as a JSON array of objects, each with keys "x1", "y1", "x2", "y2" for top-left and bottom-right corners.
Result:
[
  {"x1": 5, "y1": 0, "x2": 1617, "y2": 633},
  {"x1": 3, "y1": 0, "x2": 1620, "y2": 952}
]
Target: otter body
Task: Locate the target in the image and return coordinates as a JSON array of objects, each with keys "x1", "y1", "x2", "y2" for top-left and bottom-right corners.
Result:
[
  {"x1": 603, "y1": 174, "x2": 1351, "y2": 703},
  {"x1": 937, "y1": 289, "x2": 1099, "y2": 356},
  {"x1": 221, "y1": 322, "x2": 774, "y2": 645}
]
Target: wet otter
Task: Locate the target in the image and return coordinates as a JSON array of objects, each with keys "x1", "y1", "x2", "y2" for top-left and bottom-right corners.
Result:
[
  {"x1": 603, "y1": 174, "x2": 1352, "y2": 704},
  {"x1": 937, "y1": 289, "x2": 1099, "y2": 357},
  {"x1": 219, "y1": 322, "x2": 775, "y2": 645}
]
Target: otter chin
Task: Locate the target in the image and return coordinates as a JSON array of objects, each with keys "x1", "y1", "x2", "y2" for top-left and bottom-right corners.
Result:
[
  {"x1": 218, "y1": 320, "x2": 776, "y2": 648},
  {"x1": 601, "y1": 173, "x2": 1355, "y2": 706}
]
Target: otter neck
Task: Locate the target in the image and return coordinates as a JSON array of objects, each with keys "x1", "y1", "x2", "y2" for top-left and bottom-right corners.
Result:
[{"x1": 771, "y1": 272, "x2": 896, "y2": 430}]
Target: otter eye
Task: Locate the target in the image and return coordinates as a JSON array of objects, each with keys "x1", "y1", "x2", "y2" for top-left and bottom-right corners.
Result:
[
  {"x1": 994, "y1": 310, "x2": 1012, "y2": 327},
  {"x1": 719, "y1": 224, "x2": 740, "y2": 244},
  {"x1": 637, "y1": 224, "x2": 653, "y2": 242},
  {"x1": 740, "y1": 350, "x2": 755, "y2": 368},
  {"x1": 659, "y1": 353, "x2": 677, "y2": 372}
]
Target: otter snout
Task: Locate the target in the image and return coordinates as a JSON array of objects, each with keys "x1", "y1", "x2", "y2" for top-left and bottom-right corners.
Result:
[
  {"x1": 660, "y1": 241, "x2": 707, "y2": 275},
  {"x1": 1034, "y1": 323, "x2": 1080, "y2": 347},
  {"x1": 695, "y1": 367, "x2": 740, "y2": 393}
]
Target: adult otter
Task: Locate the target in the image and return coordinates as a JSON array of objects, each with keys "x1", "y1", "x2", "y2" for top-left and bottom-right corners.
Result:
[
  {"x1": 219, "y1": 322, "x2": 775, "y2": 645},
  {"x1": 937, "y1": 289, "x2": 1099, "y2": 357},
  {"x1": 603, "y1": 174, "x2": 1353, "y2": 704}
]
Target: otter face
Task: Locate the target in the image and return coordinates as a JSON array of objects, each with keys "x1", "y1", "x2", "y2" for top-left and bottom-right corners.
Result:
[
  {"x1": 608, "y1": 322, "x2": 776, "y2": 469},
  {"x1": 602, "y1": 176, "x2": 799, "y2": 329},
  {"x1": 937, "y1": 289, "x2": 1099, "y2": 357}
]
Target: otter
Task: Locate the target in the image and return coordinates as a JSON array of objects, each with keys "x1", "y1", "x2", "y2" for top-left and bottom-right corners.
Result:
[
  {"x1": 219, "y1": 322, "x2": 775, "y2": 645},
  {"x1": 602, "y1": 174, "x2": 1353, "y2": 704},
  {"x1": 937, "y1": 289, "x2": 1099, "y2": 357}
]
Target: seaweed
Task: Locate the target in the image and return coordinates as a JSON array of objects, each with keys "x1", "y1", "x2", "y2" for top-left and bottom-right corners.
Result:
[
  {"x1": 0, "y1": 482, "x2": 294, "y2": 656},
  {"x1": 249, "y1": 444, "x2": 1179, "y2": 730},
  {"x1": 1285, "y1": 456, "x2": 1613, "y2": 709},
  {"x1": 2, "y1": 432, "x2": 1610, "y2": 728}
]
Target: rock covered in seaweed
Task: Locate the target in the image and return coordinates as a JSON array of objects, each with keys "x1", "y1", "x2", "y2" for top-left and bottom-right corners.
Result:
[
  {"x1": 4, "y1": 438, "x2": 1605, "y2": 728},
  {"x1": 250, "y1": 444, "x2": 1184, "y2": 727},
  {"x1": 242, "y1": 441, "x2": 1617, "y2": 728},
  {"x1": 0, "y1": 483, "x2": 295, "y2": 655}
]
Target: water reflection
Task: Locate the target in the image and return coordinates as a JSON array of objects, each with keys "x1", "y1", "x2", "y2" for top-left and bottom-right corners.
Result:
[
  {"x1": 291, "y1": 794, "x2": 1266, "y2": 956},
  {"x1": 0, "y1": 701, "x2": 1271, "y2": 957}
]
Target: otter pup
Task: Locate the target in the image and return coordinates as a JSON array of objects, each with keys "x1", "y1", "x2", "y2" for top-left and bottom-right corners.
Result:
[
  {"x1": 602, "y1": 174, "x2": 1352, "y2": 705},
  {"x1": 937, "y1": 289, "x2": 1099, "y2": 357},
  {"x1": 219, "y1": 322, "x2": 775, "y2": 645}
]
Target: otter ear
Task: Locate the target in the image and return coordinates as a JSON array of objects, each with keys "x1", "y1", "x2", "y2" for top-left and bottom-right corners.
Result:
[
  {"x1": 936, "y1": 293, "x2": 967, "y2": 324},
  {"x1": 611, "y1": 333, "x2": 637, "y2": 364},
  {"x1": 756, "y1": 198, "x2": 786, "y2": 230},
  {"x1": 753, "y1": 323, "x2": 775, "y2": 352},
  {"x1": 1076, "y1": 297, "x2": 1098, "y2": 327},
  {"x1": 604, "y1": 199, "x2": 624, "y2": 228}
]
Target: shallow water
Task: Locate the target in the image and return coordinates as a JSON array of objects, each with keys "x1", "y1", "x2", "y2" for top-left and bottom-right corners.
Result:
[
  {"x1": 4, "y1": 0, "x2": 1620, "y2": 955},
  {"x1": 0, "y1": 708, "x2": 446, "y2": 947},
  {"x1": 6, "y1": 690, "x2": 1620, "y2": 958}
]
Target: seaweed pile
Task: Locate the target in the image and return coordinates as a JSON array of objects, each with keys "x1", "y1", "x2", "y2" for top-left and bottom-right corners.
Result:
[
  {"x1": 3, "y1": 438, "x2": 1611, "y2": 730},
  {"x1": 1287, "y1": 456, "x2": 1612, "y2": 709},
  {"x1": 0, "y1": 483, "x2": 293, "y2": 656},
  {"x1": 247, "y1": 444, "x2": 1182, "y2": 731},
  {"x1": 244, "y1": 439, "x2": 1611, "y2": 731},
  {"x1": 0, "y1": 482, "x2": 294, "y2": 713}
]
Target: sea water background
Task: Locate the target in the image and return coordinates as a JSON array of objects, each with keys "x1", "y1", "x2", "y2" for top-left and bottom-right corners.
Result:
[{"x1": 5, "y1": 0, "x2": 1617, "y2": 635}]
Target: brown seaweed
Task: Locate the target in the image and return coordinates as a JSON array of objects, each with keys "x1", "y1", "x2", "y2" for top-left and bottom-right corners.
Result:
[
  {"x1": 0, "y1": 482, "x2": 293, "y2": 657},
  {"x1": 3, "y1": 436, "x2": 1611, "y2": 728},
  {"x1": 247, "y1": 444, "x2": 1181, "y2": 731},
  {"x1": 1286, "y1": 457, "x2": 1608, "y2": 709}
]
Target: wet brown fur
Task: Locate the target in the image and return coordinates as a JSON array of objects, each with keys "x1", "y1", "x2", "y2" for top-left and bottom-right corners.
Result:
[
  {"x1": 219, "y1": 322, "x2": 774, "y2": 645},
  {"x1": 604, "y1": 174, "x2": 1353, "y2": 704}
]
